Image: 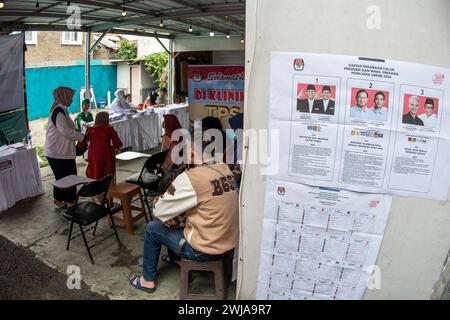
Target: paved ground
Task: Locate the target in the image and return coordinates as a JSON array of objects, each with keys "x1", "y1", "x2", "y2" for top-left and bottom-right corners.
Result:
[
  {"x1": 0, "y1": 234, "x2": 107, "y2": 300},
  {"x1": 0, "y1": 153, "x2": 236, "y2": 300}
]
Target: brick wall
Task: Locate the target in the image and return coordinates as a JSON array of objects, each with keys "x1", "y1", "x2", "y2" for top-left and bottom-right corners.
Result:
[
  {"x1": 25, "y1": 31, "x2": 85, "y2": 66},
  {"x1": 25, "y1": 31, "x2": 114, "y2": 67}
]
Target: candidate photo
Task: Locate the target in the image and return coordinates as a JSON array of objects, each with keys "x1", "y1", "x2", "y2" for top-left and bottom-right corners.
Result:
[
  {"x1": 402, "y1": 95, "x2": 438, "y2": 127},
  {"x1": 349, "y1": 88, "x2": 390, "y2": 121},
  {"x1": 296, "y1": 84, "x2": 336, "y2": 115}
]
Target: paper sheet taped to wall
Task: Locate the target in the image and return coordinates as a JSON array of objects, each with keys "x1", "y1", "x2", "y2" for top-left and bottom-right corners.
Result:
[
  {"x1": 267, "y1": 52, "x2": 450, "y2": 200},
  {"x1": 256, "y1": 180, "x2": 392, "y2": 300}
]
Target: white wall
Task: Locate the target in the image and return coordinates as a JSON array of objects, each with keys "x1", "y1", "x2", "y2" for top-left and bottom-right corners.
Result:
[
  {"x1": 212, "y1": 51, "x2": 245, "y2": 65},
  {"x1": 239, "y1": 0, "x2": 450, "y2": 300},
  {"x1": 117, "y1": 62, "x2": 130, "y2": 93},
  {"x1": 173, "y1": 36, "x2": 244, "y2": 52},
  {"x1": 137, "y1": 37, "x2": 169, "y2": 58}
]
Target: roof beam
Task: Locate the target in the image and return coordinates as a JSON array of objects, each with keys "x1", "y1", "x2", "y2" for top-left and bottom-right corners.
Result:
[
  {"x1": 90, "y1": 3, "x2": 245, "y2": 32},
  {"x1": 0, "y1": 10, "x2": 117, "y2": 23},
  {"x1": 215, "y1": 15, "x2": 245, "y2": 30},
  {"x1": 0, "y1": 23, "x2": 172, "y2": 39},
  {"x1": 140, "y1": 23, "x2": 201, "y2": 36},
  {"x1": 68, "y1": 0, "x2": 159, "y2": 16},
  {"x1": 168, "y1": 0, "x2": 204, "y2": 12}
]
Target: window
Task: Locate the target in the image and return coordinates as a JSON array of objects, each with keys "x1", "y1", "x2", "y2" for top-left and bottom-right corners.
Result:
[
  {"x1": 25, "y1": 31, "x2": 38, "y2": 45},
  {"x1": 62, "y1": 31, "x2": 82, "y2": 45}
]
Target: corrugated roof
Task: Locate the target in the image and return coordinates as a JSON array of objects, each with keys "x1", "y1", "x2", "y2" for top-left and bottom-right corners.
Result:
[{"x1": 0, "y1": 0, "x2": 245, "y2": 38}]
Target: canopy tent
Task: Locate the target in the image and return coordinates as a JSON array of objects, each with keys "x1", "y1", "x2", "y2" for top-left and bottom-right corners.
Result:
[
  {"x1": 0, "y1": 0, "x2": 245, "y2": 103},
  {"x1": 0, "y1": 1, "x2": 245, "y2": 38}
]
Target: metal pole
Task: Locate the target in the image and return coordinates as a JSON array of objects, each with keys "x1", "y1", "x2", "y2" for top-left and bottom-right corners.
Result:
[
  {"x1": 84, "y1": 28, "x2": 91, "y2": 103},
  {"x1": 168, "y1": 38, "x2": 173, "y2": 104}
]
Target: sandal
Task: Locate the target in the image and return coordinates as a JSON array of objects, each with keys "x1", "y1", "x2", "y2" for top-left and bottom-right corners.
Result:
[
  {"x1": 161, "y1": 255, "x2": 180, "y2": 267},
  {"x1": 128, "y1": 273, "x2": 156, "y2": 294},
  {"x1": 54, "y1": 199, "x2": 67, "y2": 209}
]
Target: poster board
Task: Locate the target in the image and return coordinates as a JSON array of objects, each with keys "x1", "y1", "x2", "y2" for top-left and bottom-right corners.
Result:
[
  {"x1": 267, "y1": 52, "x2": 450, "y2": 200},
  {"x1": 188, "y1": 65, "x2": 244, "y2": 128}
]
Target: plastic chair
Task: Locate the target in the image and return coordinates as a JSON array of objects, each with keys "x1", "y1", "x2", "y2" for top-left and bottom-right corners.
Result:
[
  {"x1": 62, "y1": 175, "x2": 121, "y2": 264},
  {"x1": 125, "y1": 150, "x2": 168, "y2": 219}
]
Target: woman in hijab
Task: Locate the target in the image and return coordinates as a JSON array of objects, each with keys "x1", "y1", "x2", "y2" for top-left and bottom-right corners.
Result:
[
  {"x1": 85, "y1": 111, "x2": 123, "y2": 180},
  {"x1": 109, "y1": 89, "x2": 135, "y2": 115},
  {"x1": 44, "y1": 86, "x2": 85, "y2": 209},
  {"x1": 161, "y1": 114, "x2": 182, "y2": 170}
]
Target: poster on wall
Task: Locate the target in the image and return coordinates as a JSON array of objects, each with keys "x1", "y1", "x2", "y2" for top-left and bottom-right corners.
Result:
[
  {"x1": 256, "y1": 180, "x2": 392, "y2": 300},
  {"x1": 188, "y1": 65, "x2": 244, "y2": 128},
  {"x1": 267, "y1": 52, "x2": 450, "y2": 200}
]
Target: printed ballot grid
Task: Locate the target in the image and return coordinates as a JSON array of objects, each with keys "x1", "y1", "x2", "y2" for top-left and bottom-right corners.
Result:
[{"x1": 256, "y1": 201, "x2": 383, "y2": 300}]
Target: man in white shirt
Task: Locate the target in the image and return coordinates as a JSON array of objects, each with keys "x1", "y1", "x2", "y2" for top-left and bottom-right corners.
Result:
[
  {"x1": 350, "y1": 89, "x2": 369, "y2": 120},
  {"x1": 368, "y1": 91, "x2": 388, "y2": 122},
  {"x1": 419, "y1": 98, "x2": 438, "y2": 127}
]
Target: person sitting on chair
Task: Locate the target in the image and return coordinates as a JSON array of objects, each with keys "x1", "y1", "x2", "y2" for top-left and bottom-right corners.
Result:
[
  {"x1": 128, "y1": 138, "x2": 239, "y2": 294},
  {"x1": 156, "y1": 87, "x2": 168, "y2": 106},
  {"x1": 161, "y1": 114, "x2": 183, "y2": 171}
]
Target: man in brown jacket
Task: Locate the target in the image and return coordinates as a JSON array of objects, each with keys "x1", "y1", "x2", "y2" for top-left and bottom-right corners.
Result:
[{"x1": 129, "y1": 139, "x2": 239, "y2": 293}]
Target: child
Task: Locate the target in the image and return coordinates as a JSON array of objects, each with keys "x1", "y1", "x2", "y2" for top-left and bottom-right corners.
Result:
[
  {"x1": 75, "y1": 99, "x2": 94, "y2": 133},
  {"x1": 85, "y1": 112, "x2": 123, "y2": 180}
]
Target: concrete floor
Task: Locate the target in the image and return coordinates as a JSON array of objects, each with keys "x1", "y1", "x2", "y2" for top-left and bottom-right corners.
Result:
[{"x1": 0, "y1": 154, "x2": 236, "y2": 300}]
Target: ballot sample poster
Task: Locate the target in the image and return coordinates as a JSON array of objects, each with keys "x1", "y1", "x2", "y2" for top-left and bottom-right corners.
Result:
[
  {"x1": 268, "y1": 52, "x2": 450, "y2": 200},
  {"x1": 188, "y1": 65, "x2": 244, "y2": 129},
  {"x1": 256, "y1": 179, "x2": 392, "y2": 300}
]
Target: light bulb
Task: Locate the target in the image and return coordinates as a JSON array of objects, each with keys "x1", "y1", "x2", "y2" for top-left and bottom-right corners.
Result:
[
  {"x1": 159, "y1": 20, "x2": 164, "y2": 27},
  {"x1": 210, "y1": 31, "x2": 215, "y2": 37},
  {"x1": 122, "y1": 9, "x2": 127, "y2": 16},
  {"x1": 226, "y1": 33, "x2": 230, "y2": 39},
  {"x1": 188, "y1": 25, "x2": 193, "y2": 32},
  {"x1": 240, "y1": 38, "x2": 244, "y2": 43},
  {"x1": 0, "y1": 2, "x2": 4, "y2": 9}
]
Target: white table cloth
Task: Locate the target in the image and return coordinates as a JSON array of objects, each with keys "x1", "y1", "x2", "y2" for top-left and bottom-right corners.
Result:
[
  {"x1": 103, "y1": 112, "x2": 161, "y2": 152},
  {"x1": 0, "y1": 146, "x2": 44, "y2": 213},
  {"x1": 153, "y1": 103, "x2": 190, "y2": 131}
]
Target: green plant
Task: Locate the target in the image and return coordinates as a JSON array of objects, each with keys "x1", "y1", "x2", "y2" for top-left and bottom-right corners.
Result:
[
  {"x1": 36, "y1": 145, "x2": 49, "y2": 168},
  {"x1": 115, "y1": 39, "x2": 138, "y2": 61},
  {"x1": 142, "y1": 52, "x2": 169, "y2": 88}
]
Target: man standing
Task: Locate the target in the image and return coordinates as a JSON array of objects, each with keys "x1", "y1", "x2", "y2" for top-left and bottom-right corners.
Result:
[
  {"x1": 316, "y1": 86, "x2": 335, "y2": 115},
  {"x1": 368, "y1": 91, "x2": 388, "y2": 121},
  {"x1": 350, "y1": 89, "x2": 369, "y2": 120},
  {"x1": 297, "y1": 84, "x2": 322, "y2": 113},
  {"x1": 402, "y1": 95, "x2": 424, "y2": 126},
  {"x1": 419, "y1": 98, "x2": 438, "y2": 127}
]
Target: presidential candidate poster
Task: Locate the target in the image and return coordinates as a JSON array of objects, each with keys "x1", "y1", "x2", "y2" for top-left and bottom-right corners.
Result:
[
  {"x1": 188, "y1": 65, "x2": 244, "y2": 128},
  {"x1": 267, "y1": 52, "x2": 450, "y2": 200}
]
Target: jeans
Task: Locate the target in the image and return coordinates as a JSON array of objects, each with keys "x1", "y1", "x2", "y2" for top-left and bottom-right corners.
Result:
[{"x1": 143, "y1": 220, "x2": 219, "y2": 281}]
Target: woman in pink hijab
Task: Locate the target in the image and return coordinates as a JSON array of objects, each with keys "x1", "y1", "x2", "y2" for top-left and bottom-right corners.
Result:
[{"x1": 161, "y1": 114, "x2": 182, "y2": 170}]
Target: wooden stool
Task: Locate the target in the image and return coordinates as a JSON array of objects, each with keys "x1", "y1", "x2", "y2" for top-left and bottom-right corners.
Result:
[
  {"x1": 108, "y1": 182, "x2": 148, "y2": 235},
  {"x1": 179, "y1": 258, "x2": 226, "y2": 300}
]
